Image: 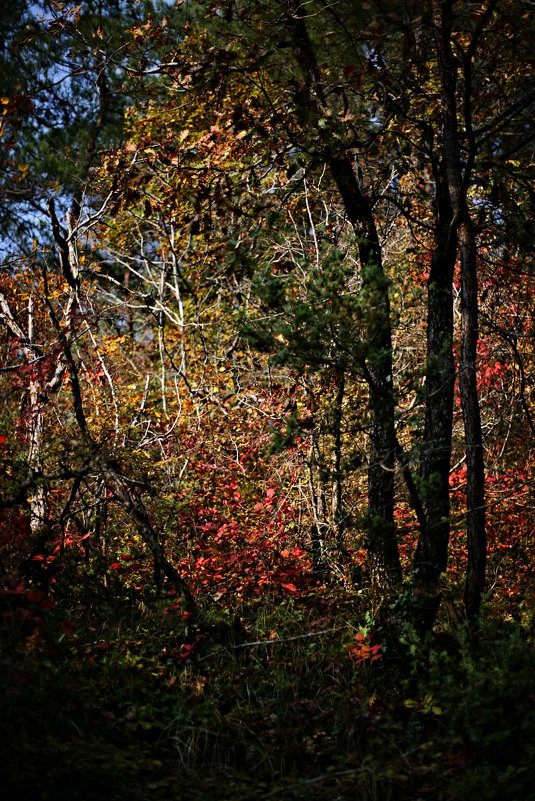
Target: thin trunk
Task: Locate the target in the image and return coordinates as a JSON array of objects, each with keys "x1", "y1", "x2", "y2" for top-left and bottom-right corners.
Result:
[
  {"x1": 28, "y1": 297, "x2": 48, "y2": 534},
  {"x1": 0, "y1": 292, "x2": 49, "y2": 533},
  {"x1": 330, "y1": 157, "x2": 401, "y2": 597},
  {"x1": 414, "y1": 235, "x2": 456, "y2": 585},
  {"x1": 279, "y1": 0, "x2": 401, "y2": 598},
  {"x1": 27, "y1": 383, "x2": 47, "y2": 533},
  {"x1": 331, "y1": 374, "x2": 345, "y2": 552},
  {"x1": 108, "y1": 475, "x2": 196, "y2": 610},
  {"x1": 456, "y1": 2, "x2": 494, "y2": 624},
  {"x1": 308, "y1": 439, "x2": 326, "y2": 580},
  {"x1": 419, "y1": 0, "x2": 486, "y2": 626},
  {"x1": 459, "y1": 219, "x2": 486, "y2": 622}
]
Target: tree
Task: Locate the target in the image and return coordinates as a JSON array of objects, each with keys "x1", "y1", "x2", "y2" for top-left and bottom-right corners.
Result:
[
  {"x1": 0, "y1": 0, "x2": 170, "y2": 251},
  {"x1": 2, "y1": 0, "x2": 535, "y2": 631}
]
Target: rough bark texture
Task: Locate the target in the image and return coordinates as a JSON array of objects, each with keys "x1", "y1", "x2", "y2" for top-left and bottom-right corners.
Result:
[
  {"x1": 329, "y1": 156, "x2": 401, "y2": 597},
  {"x1": 459, "y1": 218, "x2": 486, "y2": 622},
  {"x1": 413, "y1": 0, "x2": 486, "y2": 626},
  {"x1": 414, "y1": 230, "x2": 456, "y2": 586},
  {"x1": 412, "y1": 0, "x2": 459, "y2": 624}
]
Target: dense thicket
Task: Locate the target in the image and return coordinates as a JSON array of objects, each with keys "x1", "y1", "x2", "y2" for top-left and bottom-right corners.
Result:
[{"x1": 2, "y1": 2, "x2": 535, "y2": 799}]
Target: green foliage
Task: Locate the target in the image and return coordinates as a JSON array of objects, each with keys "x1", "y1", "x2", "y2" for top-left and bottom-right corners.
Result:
[
  {"x1": 2, "y1": 1, "x2": 535, "y2": 799},
  {"x1": 3, "y1": 568, "x2": 535, "y2": 800},
  {"x1": 0, "y1": 0, "x2": 170, "y2": 251},
  {"x1": 432, "y1": 622, "x2": 535, "y2": 801},
  {"x1": 244, "y1": 245, "x2": 368, "y2": 376}
]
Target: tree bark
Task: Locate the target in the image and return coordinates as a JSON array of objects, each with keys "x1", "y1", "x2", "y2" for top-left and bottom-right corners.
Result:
[
  {"x1": 412, "y1": 0, "x2": 459, "y2": 623},
  {"x1": 413, "y1": 221, "x2": 456, "y2": 587},
  {"x1": 413, "y1": 0, "x2": 486, "y2": 627},
  {"x1": 459, "y1": 218, "x2": 486, "y2": 622}
]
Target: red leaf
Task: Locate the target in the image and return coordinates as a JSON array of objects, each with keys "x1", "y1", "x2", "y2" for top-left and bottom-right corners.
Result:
[
  {"x1": 180, "y1": 642, "x2": 198, "y2": 659},
  {"x1": 61, "y1": 620, "x2": 76, "y2": 636}
]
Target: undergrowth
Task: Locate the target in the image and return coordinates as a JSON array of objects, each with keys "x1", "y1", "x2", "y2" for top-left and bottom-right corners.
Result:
[{"x1": 2, "y1": 583, "x2": 535, "y2": 800}]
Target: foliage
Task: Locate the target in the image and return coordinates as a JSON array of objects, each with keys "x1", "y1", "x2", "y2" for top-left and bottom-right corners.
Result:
[{"x1": 2, "y1": 0, "x2": 535, "y2": 798}]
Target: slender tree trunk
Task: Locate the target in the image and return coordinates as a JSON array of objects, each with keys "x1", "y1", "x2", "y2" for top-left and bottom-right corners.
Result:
[
  {"x1": 0, "y1": 292, "x2": 50, "y2": 533},
  {"x1": 413, "y1": 151, "x2": 457, "y2": 619},
  {"x1": 308, "y1": 436, "x2": 327, "y2": 580},
  {"x1": 412, "y1": 0, "x2": 459, "y2": 624},
  {"x1": 28, "y1": 295, "x2": 48, "y2": 534},
  {"x1": 331, "y1": 374, "x2": 345, "y2": 553},
  {"x1": 414, "y1": 229, "x2": 456, "y2": 588},
  {"x1": 280, "y1": 1, "x2": 401, "y2": 601},
  {"x1": 418, "y1": 0, "x2": 486, "y2": 626},
  {"x1": 459, "y1": 218, "x2": 486, "y2": 622},
  {"x1": 329, "y1": 156, "x2": 401, "y2": 599}
]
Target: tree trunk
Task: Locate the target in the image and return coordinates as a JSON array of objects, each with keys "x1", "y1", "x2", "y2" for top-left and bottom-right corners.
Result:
[
  {"x1": 331, "y1": 374, "x2": 345, "y2": 553},
  {"x1": 280, "y1": 3, "x2": 401, "y2": 601},
  {"x1": 412, "y1": 0, "x2": 459, "y2": 624},
  {"x1": 417, "y1": 0, "x2": 486, "y2": 627},
  {"x1": 412, "y1": 154, "x2": 457, "y2": 628},
  {"x1": 329, "y1": 156, "x2": 401, "y2": 600},
  {"x1": 459, "y1": 218, "x2": 486, "y2": 622},
  {"x1": 413, "y1": 229, "x2": 456, "y2": 599}
]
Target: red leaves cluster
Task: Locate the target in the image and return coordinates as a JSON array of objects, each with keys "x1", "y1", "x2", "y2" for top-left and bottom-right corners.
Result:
[
  {"x1": 172, "y1": 450, "x2": 311, "y2": 603},
  {"x1": 347, "y1": 632, "x2": 383, "y2": 665}
]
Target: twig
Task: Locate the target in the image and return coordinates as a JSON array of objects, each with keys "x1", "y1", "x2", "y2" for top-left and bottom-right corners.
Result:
[
  {"x1": 198, "y1": 627, "x2": 340, "y2": 661},
  {"x1": 261, "y1": 745, "x2": 424, "y2": 797},
  {"x1": 261, "y1": 765, "x2": 374, "y2": 797}
]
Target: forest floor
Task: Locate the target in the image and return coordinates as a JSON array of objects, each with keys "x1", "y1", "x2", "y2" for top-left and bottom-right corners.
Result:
[{"x1": 2, "y1": 585, "x2": 535, "y2": 801}]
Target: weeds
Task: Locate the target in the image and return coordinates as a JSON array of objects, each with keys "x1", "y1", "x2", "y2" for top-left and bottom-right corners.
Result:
[{"x1": 2, "y1": 582, "x2": 535, "y2": 800}]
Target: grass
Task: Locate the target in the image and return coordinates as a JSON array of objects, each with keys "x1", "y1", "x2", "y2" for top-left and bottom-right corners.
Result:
[{"x1": 2, "y1": 581, "x2": 535, "y2": 801}]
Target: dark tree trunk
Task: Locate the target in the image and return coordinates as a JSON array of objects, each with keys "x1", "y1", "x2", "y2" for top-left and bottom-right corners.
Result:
[
  {"x1": 459, "y1": 218, "x2": 486, "y2": 622},
  {"x1": 413, "y1": 227, "x2": 456, "y2": 603},
  {"x1": 329, "y1": 156, "x2": 401, "y2": 599},
  {"x1": 418, "y1": 0, "x2": 486, "y2": 627},
  {"x1": 412, "y1": 0, "x2": 459, "y2": 623},
  {"x1": 281, "y1": 3, "x2": 401, "y2": 601}
]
